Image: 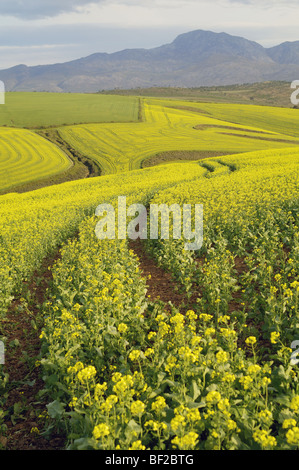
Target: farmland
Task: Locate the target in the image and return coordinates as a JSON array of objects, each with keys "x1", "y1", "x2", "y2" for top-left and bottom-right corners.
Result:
[
  {"x1": 0, "y1": 92, "x2": 139, "y2": 128},
  {"x1": 0, "y1": 127, "x2": 72, "y2": 192},
  {"x1": 0, "y1": 90, "x2": 299, "y2": 451},
  {"x1": 58, "y1": 99, "x2": 299, "y2": 175}
]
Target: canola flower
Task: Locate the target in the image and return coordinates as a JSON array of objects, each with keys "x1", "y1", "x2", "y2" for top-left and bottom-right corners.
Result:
[
  {"x1": 93, "y1": 423, "x2": 110, "y2": 440},
  {"x1": 253, "y1": 429, "x2": 277, "y2": 449}
]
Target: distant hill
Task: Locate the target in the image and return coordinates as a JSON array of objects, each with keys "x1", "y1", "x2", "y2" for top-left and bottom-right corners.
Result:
[
  {"x1": 100, "y1": 81, "x2": 295, "y2": 108},
  {"x1": 1, "y1": 30, "x2": 299, "y2": 93}
]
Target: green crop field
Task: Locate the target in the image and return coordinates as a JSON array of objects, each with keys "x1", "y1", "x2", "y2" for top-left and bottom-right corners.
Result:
[
  {"x1": 0, "y1": 92, "x2": 139, "y2": 128},
  {"x1": 0, "y1": 88, "x2": 299, "y2": 451}
]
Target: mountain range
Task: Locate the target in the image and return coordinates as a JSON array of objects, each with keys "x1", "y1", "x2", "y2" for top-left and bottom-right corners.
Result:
[{"x1": 1, "y1": 29, "x2": 299, "y2": 92}]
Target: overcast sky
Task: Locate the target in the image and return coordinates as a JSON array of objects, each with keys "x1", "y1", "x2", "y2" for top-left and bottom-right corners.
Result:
[{"x1": 0, "y1": 0, "x2": 298, "y2": 69}]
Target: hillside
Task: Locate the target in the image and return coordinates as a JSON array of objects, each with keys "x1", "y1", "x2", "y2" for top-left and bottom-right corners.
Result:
[
  {"x1": 100, "y1": 81, "x2": 295, "y2": 108},
  {"x1": 1, "y1": 30, "x2": 299, "y2": 92}
]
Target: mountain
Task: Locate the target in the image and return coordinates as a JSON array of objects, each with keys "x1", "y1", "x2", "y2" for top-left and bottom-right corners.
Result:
[
  {"x1": 1, "y1": 30, "x2": 299, "y2": 92},
  {"x1": 267, "y1": 41, "x2": 299, "y2": 65}
]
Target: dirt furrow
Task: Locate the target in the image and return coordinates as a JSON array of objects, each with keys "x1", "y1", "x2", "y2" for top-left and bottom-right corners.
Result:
[{"x1": 1, "y1": 250, "x2": 65, "y2": 450}]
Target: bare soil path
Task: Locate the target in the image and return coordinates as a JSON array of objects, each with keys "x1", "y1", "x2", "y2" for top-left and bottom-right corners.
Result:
[{"x1": 1, "y1": 250, "x2": 66, "y2": 450}]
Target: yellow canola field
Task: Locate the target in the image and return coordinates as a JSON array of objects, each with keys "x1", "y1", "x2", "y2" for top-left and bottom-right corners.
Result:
[
  {"x1": 0, "y1": 127, "x2": 72, "y2": 191},
  {"x1": 58, "y1": 100, "x2": 299, "y2": 175},
  {"x1": 36, "y1": 146, "x2": 299, "y2": 451},
  {"x1": 0, "y1": 160, "x2": 207, "y2": 315}
]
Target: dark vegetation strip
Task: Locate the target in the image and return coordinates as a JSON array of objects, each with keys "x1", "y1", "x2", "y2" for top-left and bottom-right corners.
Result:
[
  {"x1": 218, "y1": 132, "x2": 299, "y2": 145},
  {"x1": 141, "y1": 150, "x2": 236, "y2": 168},
  {"x1": 194, "y1": 124, "x2": 274, "y2": 134}
]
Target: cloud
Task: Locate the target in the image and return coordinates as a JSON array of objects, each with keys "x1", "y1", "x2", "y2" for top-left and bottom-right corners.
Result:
[
  {"x1": 0, "y1": 0, "x2": 102, "y2": 19},
  {"x1": 0, "y1": 0, "x2": 297, "y2": 20}
]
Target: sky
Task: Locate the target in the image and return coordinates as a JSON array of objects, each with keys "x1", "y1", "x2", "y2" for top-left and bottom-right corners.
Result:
[{"x1": 0, "y1": 0, "x2": 298, "y2": 70}]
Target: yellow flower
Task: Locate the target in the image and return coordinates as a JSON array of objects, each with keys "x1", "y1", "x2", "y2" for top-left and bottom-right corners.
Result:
[
  {"x1": 158, "y1": 321, "x2": 170, "y2": 337},
  {"x1": 217, "y1": 398, "x2": 230, "y2": 412},
  {"x1": 286, "y1": 427, "x2": 299, "y2": 446},
  {"x1": 199, "y1": 313, "x2": 213, "y2": 322},
  {"x1": 117, "y1": 322, "x2": 128, "y2": 333},
  {"x1": 171, "y1": 415, "x2": 186, "y2": 432},
  {"x1": 129, "y1": 350, "x2": 141, "y2": 361},
  {"x1": 151, "y1": 396, "x2": 167, "y2": 413},
  {"x1": 261, "y1": 377, "x2": 271, "y2": 387},
  {"x1": 30, "y1": 427, "x2": 39, "y2": 435},
  {"x1": 112, "y1": 374, "x2": 134, "y2": 395},
  {"x1": 186, "y1": 408, "x2": 201, "y2": 422},
  {"x1": 239, "y1": 375, "x2": 253, "y2": 390},
  {"x1": 227, "y1": 419, "x2": 237, "y2": 431},
  {"x1": 258, "y1": 409, "x2": 272, "y2": 425},
  {"x1": 93, "y1": 423, "x2": 110, "y2": 439},
  {"x1": 245, "y1": 336, "x2": 257, "y2": 346},
  {"x1": 205, "y1": 327, "x2": 216, "y2": 337},
  {"x1": 247, "y1": 364, "x2": 261, "y2": 375},
  {"x1": 172, "y1": 431, "x2": 198, "y2": 450},
  {"x1": 94, "y1": 382, "x2": 107, "y2": 400},
  {"x1": 216, "y1": 350, "x2": 229, "y2": 364},
  {"x1": 145, "y1": 420, "x2": 167, "y2": 432},
  {"x1": 205, "y1": 390, "x2": 221, "y2": 405},
  {"x1": 270, "y1": 331, "x2": 280, "y2": 344},
  {"x1": 186, "y1": 310, "x2": 197, "y2": 321},
  {"x1": 222, "y1": 373, "x2": 235, "y2": 384},
  {"x1": 77, "y1": 365, "x2": 97, "y2": 383},
  {"x1": 129, "y1": 440, "x2": 146, "y2": 450},
  {"x1": 131, "y1": 400, "x2": 145, "y2": 416},
  {"x1": 144, "y1": 347, "x2": 154, "y2": 357},
  {"x1": 148, "y1": 331, "x2": 157, "y2": 340},
  {"x1": 282, "y1": 419, "x2": 297, "y2": 429},
  {"x1": 253, "y1": 429, "x2": 277, "y2": 449},
  {"x1": 69, "y1": 397, "x2": 78, "y2": 408}
]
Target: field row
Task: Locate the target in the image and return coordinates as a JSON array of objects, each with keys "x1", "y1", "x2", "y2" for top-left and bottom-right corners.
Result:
[
  {"x1": 38, "y1": 145, "x2": 299, "y2": 449},
  {"x1": 1, "y1": 146, "x2": 298, "y2": 449}
]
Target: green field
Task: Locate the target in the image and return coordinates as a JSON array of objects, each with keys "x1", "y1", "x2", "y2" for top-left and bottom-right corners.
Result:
[{"x1": 0, "y1": 92, "x2": 139, "y2": 128}]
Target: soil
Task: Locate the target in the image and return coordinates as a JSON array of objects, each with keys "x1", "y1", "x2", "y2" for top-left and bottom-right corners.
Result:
[{"x1": 1, "y1": 250, "x2": 66, "y2": 450}]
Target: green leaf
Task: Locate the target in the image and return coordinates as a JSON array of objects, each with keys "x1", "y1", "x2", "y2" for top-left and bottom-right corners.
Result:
[
  {"x1": 125, "y1": 419, "x2": 142, "y2": 439},
  {"x1": 47, "y1": 400, "x2": 66, "y2": 419},
  {"x1": 191, "y1": 380, "x2": 201, "y2": 400}
]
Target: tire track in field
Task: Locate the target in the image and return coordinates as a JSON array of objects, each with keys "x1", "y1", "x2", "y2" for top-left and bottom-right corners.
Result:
[
  {"x1": 1, "y1": 249, "x2": 66, "y2": 450},
  {"x1": 129, "y1": 238, "x2": 199, "y2": 311},
  {"x1": 129, "y1": 239, "x2": 249, "y2": 321}
]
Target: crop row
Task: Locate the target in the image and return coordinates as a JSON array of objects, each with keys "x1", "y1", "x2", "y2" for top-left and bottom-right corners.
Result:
[
  {"x1": 36, "y1": 148, "x2": 299, "y2": 449},
  {"x1": 38, "y1": 211, "x2": 299, "y2": 450},
  {"x1": 1, "y1": 146, "x2": 298, "y2": 449}
]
